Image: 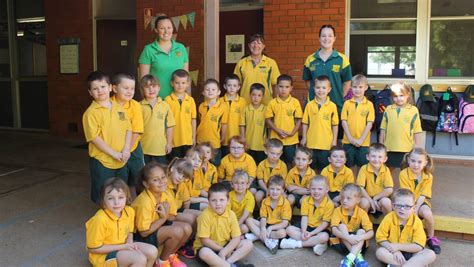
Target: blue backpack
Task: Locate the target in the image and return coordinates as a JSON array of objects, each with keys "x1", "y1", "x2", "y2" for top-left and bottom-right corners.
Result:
[{"x1": 372, "y1": 85, "x2": 393, "y2": 131}]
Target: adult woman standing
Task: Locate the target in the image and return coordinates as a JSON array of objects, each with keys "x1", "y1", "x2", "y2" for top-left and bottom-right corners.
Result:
[
  {"x1": 139, "y1": 15, "x2": 189, "y2": 99},
  {"x1": 302, "y1": 25, "x2": 352, "y2": 114},
  {"x1": 234, "y1": 34, "x2": 281, "y2": 105}
]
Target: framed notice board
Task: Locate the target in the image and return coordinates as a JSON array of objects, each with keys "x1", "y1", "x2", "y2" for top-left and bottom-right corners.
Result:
[{"x1": 58, "y1": 38, "x2": 80, "y2": 74}]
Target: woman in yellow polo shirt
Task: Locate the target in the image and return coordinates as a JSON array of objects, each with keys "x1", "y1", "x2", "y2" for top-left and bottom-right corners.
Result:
[{"x1": 234, "y1": 34, "x2": 281, "y2": 105}]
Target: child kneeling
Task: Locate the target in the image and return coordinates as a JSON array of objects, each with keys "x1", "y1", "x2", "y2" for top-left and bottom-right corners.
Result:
[{"x1": 194, "y1": 183, "x2": 254, "y2": 267}]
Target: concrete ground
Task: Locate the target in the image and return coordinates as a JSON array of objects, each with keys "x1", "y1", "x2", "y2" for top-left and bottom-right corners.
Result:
[{"x1": 0, "y1": 131, "x2": 473, "y2": 267}]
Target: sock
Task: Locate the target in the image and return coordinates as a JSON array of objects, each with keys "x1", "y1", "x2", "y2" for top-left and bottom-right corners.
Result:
[
  {"x1": 296, "y1": 240, "x2": 303, "y2": 248},
  {"x1": 346, "y1": 253, "x2": 356, "y2": 262}
]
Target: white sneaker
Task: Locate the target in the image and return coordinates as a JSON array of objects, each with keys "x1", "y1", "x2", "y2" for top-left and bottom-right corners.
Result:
[
  {"x1": 264, "y1": 238, "x2": 278, "y2": 254},
  {"x1": 244, "y1": 233, "x2": 258, "y2": 242},
  {"x1": 279, "y1": 238, "x2": 301, "y2": 249},
  {"x1": 313, "y1": 243, "x2": 328, "y2": 256}
]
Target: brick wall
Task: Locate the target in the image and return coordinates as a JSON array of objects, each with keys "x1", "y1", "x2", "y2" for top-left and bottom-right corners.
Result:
[
  {"x1": 45, "y1": 0, "x2": 94, "y2": 138},
  {"x1": 263, "y1": 0, "x2": 346, "y2": 102},
  {"x1": 136, "y1": 0, "x2": 204, "y2": 101}
]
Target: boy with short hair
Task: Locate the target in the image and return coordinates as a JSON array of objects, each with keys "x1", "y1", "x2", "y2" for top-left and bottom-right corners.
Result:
[
  {"x1": 301, "y1": 75, "x2": 339, "y2": 171},
  {"x1": 221, "y1": 74, "x2": 247, "y2": 157},
  {"x1": 265, "y1": 74, "x2": 303, "y2": 166},
  {"x1": 165, "y1": 69, "x2": 197, "y2": 159},
  {"x1": 229, "y1": 170, "x2": 256, "y2": 234},
  {"x1": 341, "y1": 74, "x2": 374, "y2": 172},
  {"x1": 82, "y1": 71, "x2": 132, "y2": 203},
  {"x1": 194, "y1": 183, "x2": 254, "y2": 267},
  {"x1": 240, "y1": 83, "x2": 267, "y2": 164},
  {"x1": 320, "y1": 146, "x2": 355, "y2": 204},
  {"x1": 376, "y1": 188, "x2": 436, "y2": 266},
  {"x1": 357, "y1": 143, "x2": 393, "y2": 216},
  {"x1": 246, "y1": 175, "x2": 291, "y2": 254},
  {"x1": 286, "y1": 146, "x2": 316, "y2": 208},
  {"x1": 331, "y1": 183, "x2": 373, "y2": 267},
  {"x1": 255, "y1": 138, "x2": 287, "y2": 207},
  {"x1": 280, "y1": 176, "x2": 334, "y2": 256},
  {"x1": 111, "y1": 73, "x2": 145, "y2": 197}
]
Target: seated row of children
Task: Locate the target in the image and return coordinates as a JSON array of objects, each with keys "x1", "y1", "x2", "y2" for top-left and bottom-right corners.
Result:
[{"x1": 86, "y1": 142, "x2": 438, "y2": 267}]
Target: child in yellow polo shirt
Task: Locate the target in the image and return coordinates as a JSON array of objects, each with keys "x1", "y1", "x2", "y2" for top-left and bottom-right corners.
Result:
[
  {"x1": 357, "y1": 143, "x2": 393, "y2": 216},
  {"x1": 82, "y1": 71, "x2": 132, "y2": 203},
  {"x1": 218, "y1": 136, "x2": 257, "y2": 193},
  {"x1": 240, "y1": 83, "x2": 267, "y2": 165},
  {"x1": 280, "y1": 176, "x2": 334, "y2": 256},
  {"x1": 197, "y1": 79, "x2": 228, "y2": 166},
  {"x1": 301, "y1": 75, "x2": 339, "y2": 172},
  {"x1": 341, "y1": 74, "x2": 374, "y2": 173},
  {"x1": 330, "y1": 183, "x2": 373, "y2": 267},
  {"x1": 165, "y1": 69, "x2": 197, "y2": 159},
  {"x1": 265, "y1": 74, "x2": 303, "y2": 166},
  {"x1": 220, "y1": 74, "x2": 247, "y2": 157},
  {"x1": 320, "y1": 146, "x2": 354, "y2": 204},
  {"x1": 194, "y1": 183, "x2": 254, "y2": 266},
  {"x1": 229, "y1": 170, "x2": 256, "y2": 234},
  {"x1": 86, "y1": 177, "x2": 157, "y2": 267},
  {"x1": 379, "y1": 81, "x2": 422, "y2": 169},
  {"x1": 255, "y1": 138, "x2": 287, "y2": 207},
  {"x1": 376, "y1": 188, "x2": 436, "y2": 266},
  {"x1": 132, "y1": 162, "x2": 191, "y2": 266},
  {"x1": 286, "y1": 146, "x2": 316, "y2": 208},
  {"x1": 139, "y1": 74, "x2": 175, "y2": 165},
  {"x1": 246, "y1": 175, "x2": 291, "y2": 254},
  {"x1": 185, "y1": 147, "x2": 210, "y2": 210},
  {"x1": 399, "y1": 148, "x2": 441, "y2": 254},
  {"x1": 198, "y1": 142, "x2": 218, "y2": 188}
]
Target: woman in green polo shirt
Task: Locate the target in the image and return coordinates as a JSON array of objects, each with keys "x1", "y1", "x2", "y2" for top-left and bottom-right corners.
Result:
[
  {"x1": 302, "y1": 24, "x2": 352, "y2": 114},
  {"x1": 139, "y1": 15, "x2": 189, "y2": 99},
  {"x1": 234, "y1": 34, "x2": 281, "y2": 105}
]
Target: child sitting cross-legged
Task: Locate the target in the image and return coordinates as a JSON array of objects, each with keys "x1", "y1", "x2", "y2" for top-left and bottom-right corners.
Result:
[{"x1": 229, "y1": 170, "x2": 256, "y2": 235}]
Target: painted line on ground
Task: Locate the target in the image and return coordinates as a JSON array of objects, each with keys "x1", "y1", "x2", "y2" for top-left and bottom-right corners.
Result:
[{"x1": 0, "y1": 167, "x2": 27, "y2": 177}]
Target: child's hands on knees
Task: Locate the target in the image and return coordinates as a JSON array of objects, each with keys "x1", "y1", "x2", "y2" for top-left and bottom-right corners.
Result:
[
  {"x1": 346, "y1": 234, "x2": 359, "y2": 245},
  {"x1": 393, "y1": 251, "x2": 406, "y2": 265},
  {"x1": 301, "y1": 231, "x2": 311, "y2": 241}
]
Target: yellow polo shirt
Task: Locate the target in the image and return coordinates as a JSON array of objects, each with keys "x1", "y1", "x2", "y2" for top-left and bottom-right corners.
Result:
[
  {"x1": 380, "y1": 104, "x2": 422, "y2": 152},
  {"x1": 86, "y1": 206, "x2": 135, "y2": 267},
  {"x1": 265, "y1": 96, "x2": 303, "y2": 145},
  {"x1": 341, "y1": 97, "x2": 375, "y2": 147},
  {"x1": 218, "y1": 153, "x2": 257, "y2": 181},
  {"x1": 229, "y1": 190, "x2": 255, "y2": 219},
  {"x1": 111, "y1": 97, "x2": 144, "y2": 152},
  {"x1": 240, "y1": 104, "x2": 267, "y2": 151},
  {"x1": 83, "y1": 100, "x2": 131, "y2": 169},
  {"x1": 220, "y1": 94, "x2": 247, "y2": 146},
  {"x1": 132, "y1": 189, "x2": 177, "y2": 232},
  {"x1": 197, "y1": 99, "x2": 229, "y2": 149},
  {"x1": 164, "y1": 93, "x2": 197, "y2": 147},
  {"x1": 234, "y1": 54, "x2": 281, "y2": 105},
  {"x1": 260, "y1": 195, "x2": 292, "y2": 225},
  {"x1": 191, "y1": 168, "x2": 206, "y2": 197},
  {"x1": 376, "y1": 212, "x2": 426, "y2": 248},
  {"x1": 356, "y1": 164, "x2": 393, "y2": 197},
  {"x1": 399, "y1": 168, "x2": 433, "y2": 207},
  {"x1": 167, "y1": 178, "x2": 192, "y2": 210},
  {"x1": 286, "y1": 166, "x2": 317, "y2": 189},
  {"x1": 194, "y1": 208, "x2": 241, "y2": 251},
  {"x1": 301, "y1": 195, "x2": 335, "y2": 228},
  {"x1": 330, "y1": 205, "x2": 373, "y2": 245},
  {"x1": 140, "y1": 98, "x2": 176, "y2": 156},
  {"x1": 320, "y1": 165, "x2": 354, "y2": 193},
  {"x1": 302, "y1": 97, "x2": 339, "y2": 150},
  {"x1": 203, "y1": 163, "x2": 218, "y2": 190},
  {"x1": 257, "y1": 159, "x2": 288, "y2": 185}
]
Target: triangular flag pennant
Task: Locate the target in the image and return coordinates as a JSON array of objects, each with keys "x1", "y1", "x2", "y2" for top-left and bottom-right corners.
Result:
[
  {"x1": 171, "y1": 16, "x2": 180, "y2": 32},
  {"x1": 179, "y1": 15, "x2": 188, "y2": 30},
  {"x1": 172, "y1": 33, "x2": 177, "y2": 41},
  {"x1": 186, "y1": 46, "x2": 190, "y2": 55},
  {"x1": 190, "y1": 70, "x2": 199, "y2": 86},
  {"x1": 187, "y1": 12, "x2": 196, "y2": 28}
]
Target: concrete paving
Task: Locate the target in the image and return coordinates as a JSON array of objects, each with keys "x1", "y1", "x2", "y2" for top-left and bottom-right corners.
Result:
[{"x1": 0, "y1": 131, "x2": 473, "y2": 266}]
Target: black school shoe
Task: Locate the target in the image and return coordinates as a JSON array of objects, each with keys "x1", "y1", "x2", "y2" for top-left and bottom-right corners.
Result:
[{"x1": 427, "y1": 236, "x2": 441, "y2": 254}]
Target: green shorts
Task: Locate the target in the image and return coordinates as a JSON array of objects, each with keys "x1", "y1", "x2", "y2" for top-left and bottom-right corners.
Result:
[
  {"x1": 89, "y1": 157, "x2": 128, "y2": 203},
  {"x1": 343, "y1": 144, "x2": 368, "y2": 167},
  {"x1": 311, "y1": 149, "x2": 330, "y2": 171},
  {"x1": 144, "y1": 154, "x2": 168, "y2": 165},
  {"x1": 289, "y1": 193, "x2": 304, "y2": 209},
  {"x1": 248, "y1": 150, "x2": 266, "y2": 165},
  {"x1": 126, "y1": 143, "x2": 145, "y2": 187},
  {"x1": 387, "y1": 152, "x2": 407, "y2": 168},
  {"x1": 283, "y1": 144, "x2": 297, "y2": 166},
  {"x1": 105, "y1": 250, "x2": 118, "y2": 264}
]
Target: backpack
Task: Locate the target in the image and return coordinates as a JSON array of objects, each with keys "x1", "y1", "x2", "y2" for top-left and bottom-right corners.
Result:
[
  {"x1": 435, "y1": 87, "x2": 459, "y2": 145},
  {"x1": 459, "y1": 85, "x2": 474, "y2": 134},
  {"x1": 373, "y1": 85, "x2": 392, "y2": 131},
  {"x1": 416, "y1": 84, "x2": 439, "y2": 132}
]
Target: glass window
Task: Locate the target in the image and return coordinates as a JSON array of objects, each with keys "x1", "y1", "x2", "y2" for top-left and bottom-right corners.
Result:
[
  {"x1": 0, "y1": 0, "x2": 9, "y2": 78},
  {"x1": 431, "y1": 0, "x2": 474, "y2": 17},
  {"x1": 351, "y1": 0, "x2": 417, "y2": 18},
  {"x1": 367, "y1": 46, "x2": 395, "y2": 75},
  {"x1": 429, "y1": 20, "x2": 474, "y2": 78}
]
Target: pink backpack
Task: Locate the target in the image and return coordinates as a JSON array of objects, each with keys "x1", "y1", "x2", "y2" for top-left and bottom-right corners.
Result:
[{"x1": 459, "y1": 97, "x2": 474, "y2": 133}]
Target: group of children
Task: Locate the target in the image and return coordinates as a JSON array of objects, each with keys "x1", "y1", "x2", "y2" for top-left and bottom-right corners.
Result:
[{"x1": 83, "y1": 69, "x2": 440, "y2": 267}]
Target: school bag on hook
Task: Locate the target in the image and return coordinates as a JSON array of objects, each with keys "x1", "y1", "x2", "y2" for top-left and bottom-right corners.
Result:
[
  {"x1": 435, "y1": 87, "x2": 459, "y2": 145},
  {"x1": 459, "y1": 85, "x2": 474, "y2": 133},
  {"x1": 416, "y1": 84, "x2": 439, "y2": 146},
  {"x1": 373, "y1": 85, "x2": 392, "y2": 132}
]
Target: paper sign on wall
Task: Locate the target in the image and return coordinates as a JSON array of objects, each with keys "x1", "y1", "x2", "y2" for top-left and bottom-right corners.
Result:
[{"x1": 225, "y1": 35, "x2": 245, "y2": 64}]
